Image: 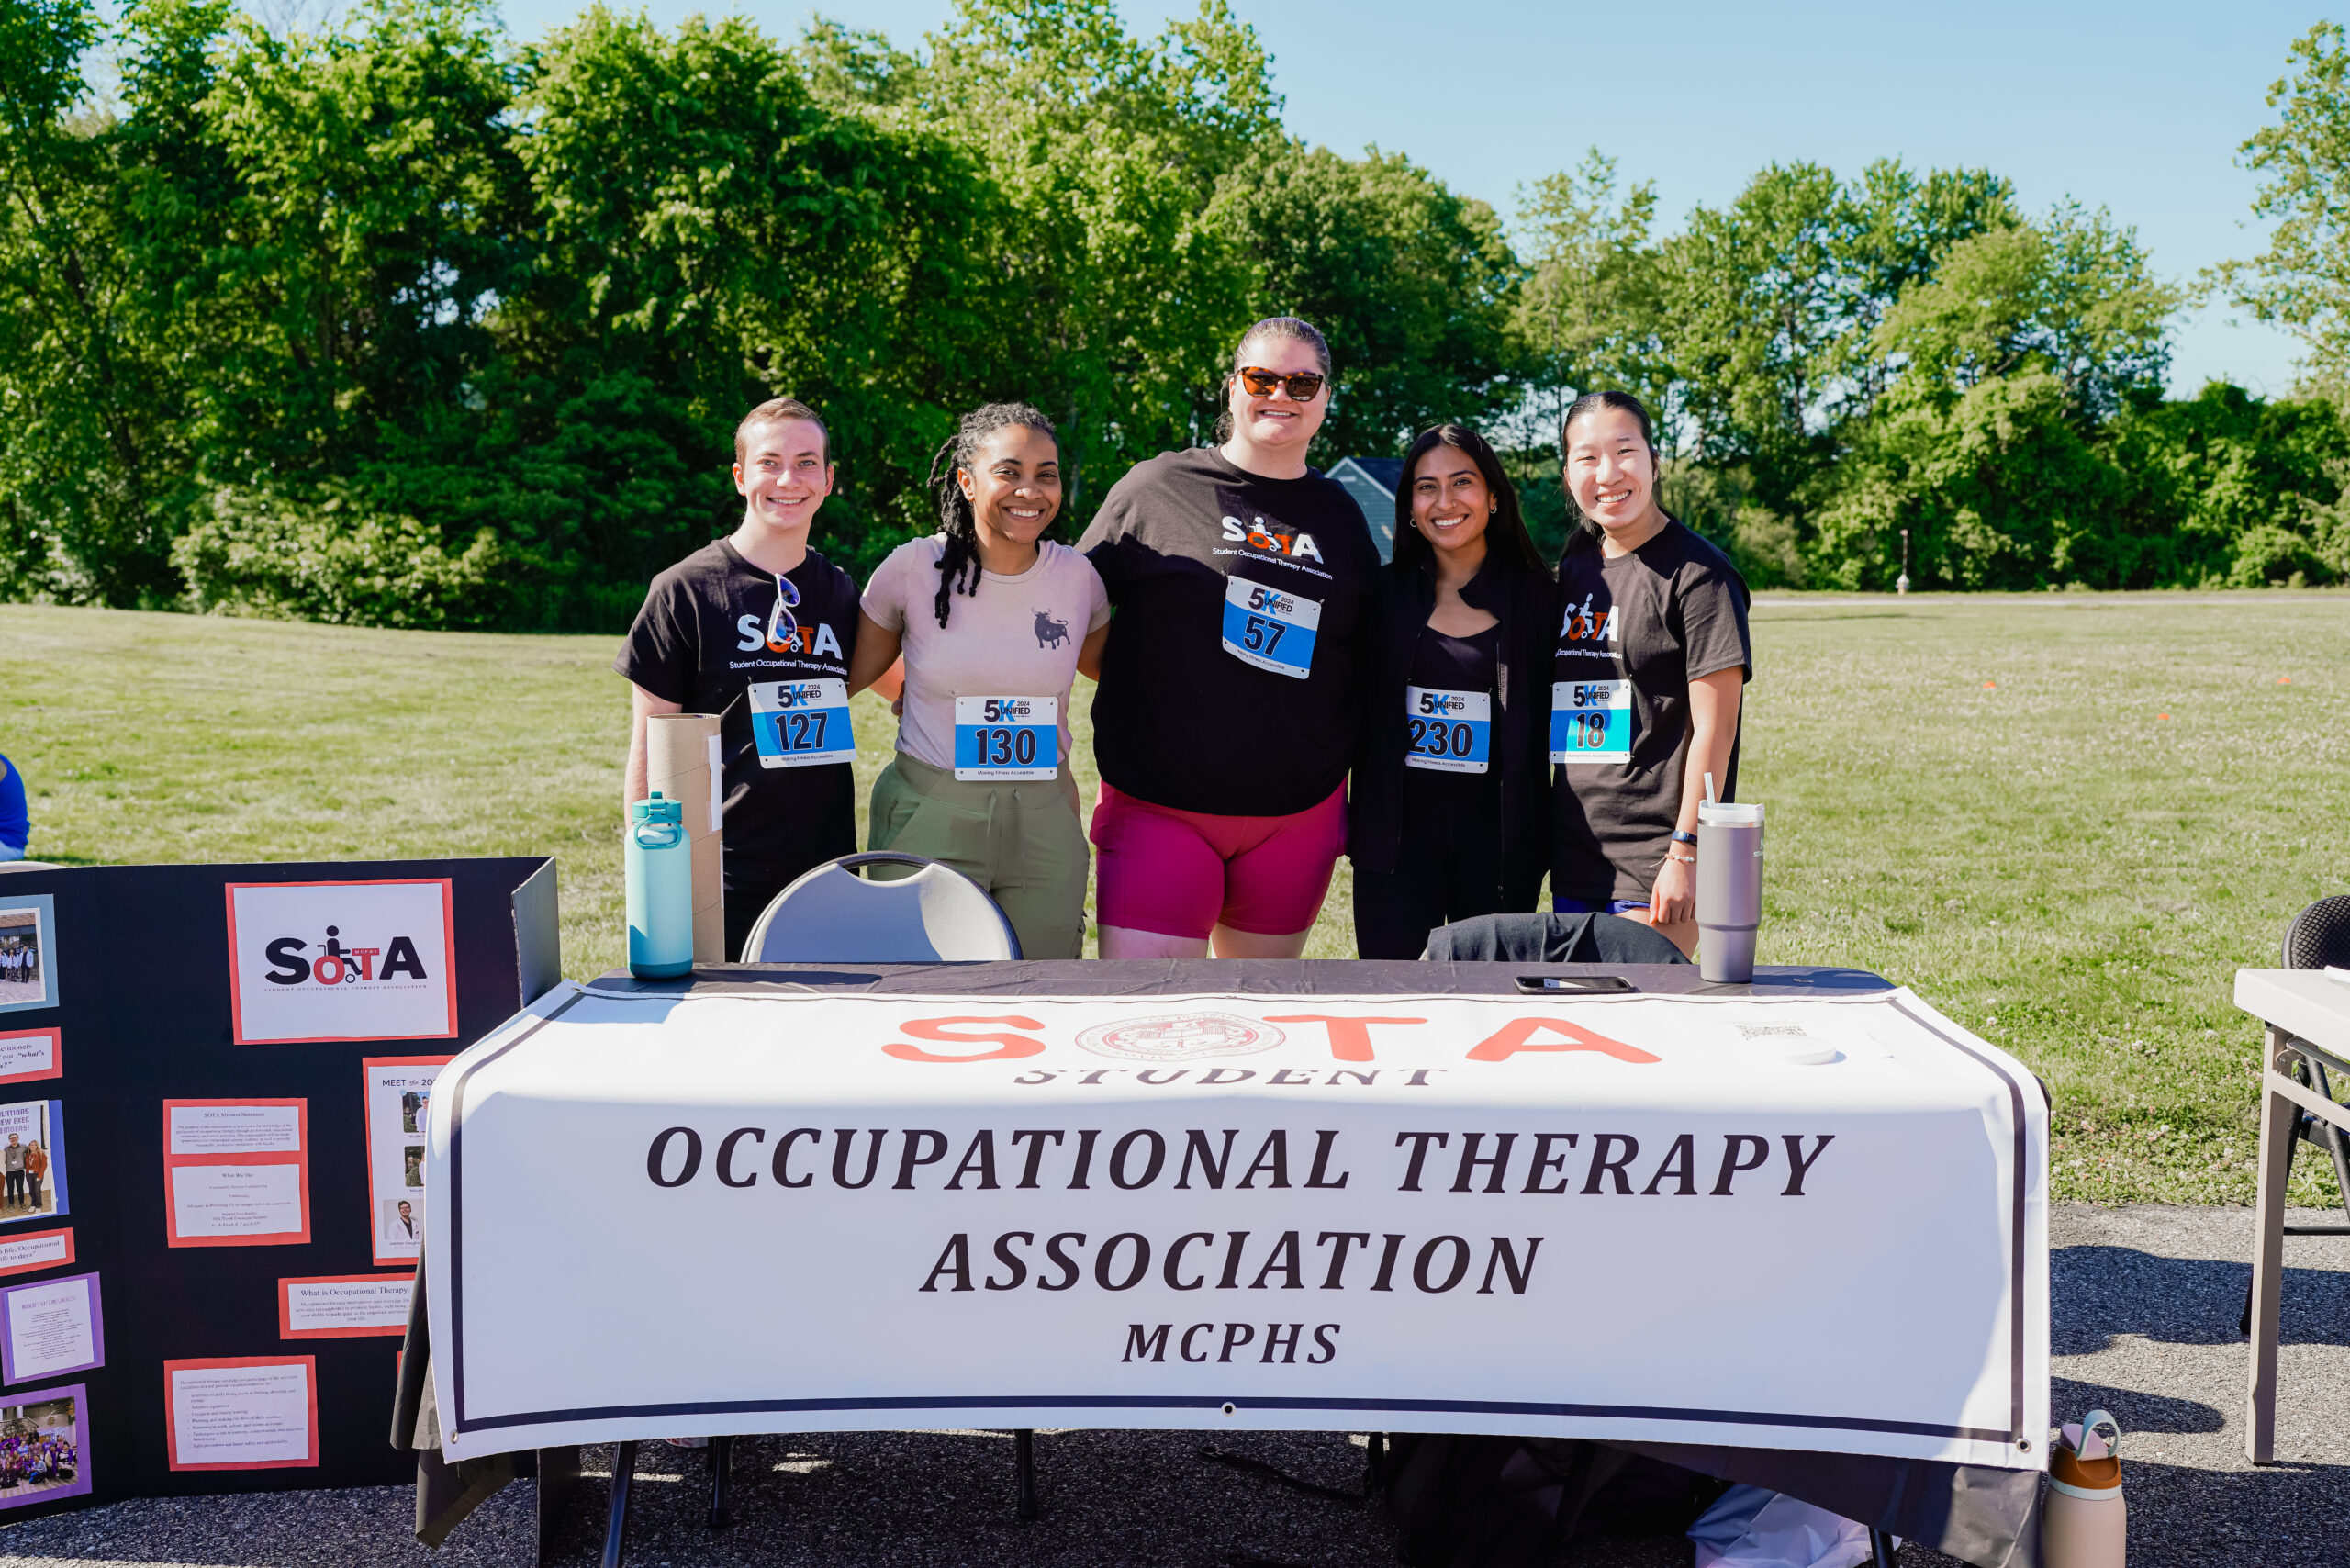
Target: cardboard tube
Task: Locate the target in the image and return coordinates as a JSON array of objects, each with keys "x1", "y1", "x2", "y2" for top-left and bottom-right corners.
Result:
[{"x1": 645, "y1": 713, "x2": 724, "y2": 963}]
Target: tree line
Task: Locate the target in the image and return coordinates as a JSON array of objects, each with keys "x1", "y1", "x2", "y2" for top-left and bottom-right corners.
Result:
[{"x1": 5, "y1": 0, "x2": 2348, "y2": 630}]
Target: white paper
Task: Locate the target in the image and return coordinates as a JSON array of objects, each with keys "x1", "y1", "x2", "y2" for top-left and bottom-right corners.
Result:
[
  {"x1": 170, "y1": 1104, "x2": 301, "y2": 1155},
  {"x1": 227, "y1": 881, "x2": 453, "y2": 1044},
  {"x1": 0, "y1": 1232, "x2": 68, "y2": 1273},
  {"x1": 365, "y1": 1065, "x2": 442, "y2": 1262},
  {"x1": 0, "y1": 1036, "x2": 54, "y2": 1078},
  {"x1": 171, "y1": 1362, "x2": 310, "y2": 1465},
  {"x1": 284, "y1": 1276, "x2": 411, "y2": 1335},
  {"x1": 6, "y1": 1277, "x2": 93, "y2": 1380},
  {"x1": 173, "y1": 1165, "x2": 302, "y2": 1239}
]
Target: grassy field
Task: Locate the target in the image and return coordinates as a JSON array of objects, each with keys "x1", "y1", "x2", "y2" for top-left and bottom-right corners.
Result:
[{"x1": 5, "y1": 594, "x2": 2345, "y2": 1205}]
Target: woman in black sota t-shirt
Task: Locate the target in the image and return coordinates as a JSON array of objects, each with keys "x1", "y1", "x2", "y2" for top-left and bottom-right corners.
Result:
[
  {"x1": 1349, "y1": 425, "x2": 1555, "y2": 958},
  {"x1": 1078, "y1": 317, "x2": 1380, "y2": 959},
  {"x1": 1549, "y1": 391, "x2": 1751, "y2": 956}
]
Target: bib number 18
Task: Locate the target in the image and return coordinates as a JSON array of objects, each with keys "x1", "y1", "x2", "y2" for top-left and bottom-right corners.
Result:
[{"x1": 1550, "y1": 679, "x2": 1631, "y2": 764}]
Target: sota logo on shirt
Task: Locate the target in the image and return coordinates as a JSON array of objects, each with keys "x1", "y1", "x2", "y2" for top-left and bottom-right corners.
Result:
[
  {"x1": 734, "y1": 614, "x2": 843, "y2": 659},
  {"x1": 1559, "y1": 590, "x2": 1620, "y2": 649},
  {"x1": 1219, "y1": 514, "x2": 1324, "y2": 564}
]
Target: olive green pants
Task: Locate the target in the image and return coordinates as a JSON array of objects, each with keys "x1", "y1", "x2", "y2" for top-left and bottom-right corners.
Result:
[{"x1": 867, "y1": 754, "x2": 1090, "y2": 959}]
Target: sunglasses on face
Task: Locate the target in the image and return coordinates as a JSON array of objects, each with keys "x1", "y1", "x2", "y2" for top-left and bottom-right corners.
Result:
[{"x1": 1237, "y1": 366, "x2": 1326, "y2": 401}]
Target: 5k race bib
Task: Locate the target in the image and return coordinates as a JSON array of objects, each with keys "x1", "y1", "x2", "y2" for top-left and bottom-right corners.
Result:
[
  {"x1": 1550, "y1": 678, "x2": 1631, "y2": 764},
  {"x1": 1221, "y1": 577, "x2": 1321, "y2": 679},
  {"x1": 1404, "y1": 687, "x2": 1491, "y2": 775},
  {"x1": 749, "y1": 678, "x2": 856, "y2": 768},
  {"x1": 954, "y1": 696, "x2": 1059, "y2": 783}
]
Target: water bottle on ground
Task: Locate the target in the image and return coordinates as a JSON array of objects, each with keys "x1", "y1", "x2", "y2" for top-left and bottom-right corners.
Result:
[
  {"x1": 2042, "y1": 1409, "x2": 2125, "y2": 1568},
  {"x1": 626, "y1": 791, "x2": 694, "y2": 980},
  {"x1": 1695, "y1": 793, "x2": 1763, "y2": 983}
]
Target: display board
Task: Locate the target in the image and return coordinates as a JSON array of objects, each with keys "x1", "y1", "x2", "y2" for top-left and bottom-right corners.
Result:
[{"x1": 0, "y1": 857, "x2": 556, "y2": 1520}]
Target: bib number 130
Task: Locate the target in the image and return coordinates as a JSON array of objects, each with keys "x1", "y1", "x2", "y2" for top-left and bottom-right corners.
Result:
[
  {"x1": 1221, "y1": 577, "x2": 1321, "y2": 679},
  {"x1": 1550, "y1": 679, "x2": 1631, "y2": 764}
]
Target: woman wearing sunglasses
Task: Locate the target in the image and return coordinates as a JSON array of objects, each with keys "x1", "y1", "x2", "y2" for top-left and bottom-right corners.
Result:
[
  {"x1": 1077, "y1": 317, "x2": 1381, "y2": 958},
  {"x1": 1349, "y1": 424, "x2": 1556, "y2": 958},
  {"x1": 847, "y1": 403, "x2": 1110, "y2": 958}
]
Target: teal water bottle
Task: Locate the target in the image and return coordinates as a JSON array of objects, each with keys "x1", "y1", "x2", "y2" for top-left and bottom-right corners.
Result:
[{"x1": 625, "y1": 792, "x2": 693, "y2": 980}]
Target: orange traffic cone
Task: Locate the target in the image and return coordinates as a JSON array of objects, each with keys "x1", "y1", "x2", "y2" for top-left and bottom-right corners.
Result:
[{"x1": 2041, "y1": 1409, "x2": 2125, "y2": 1568}]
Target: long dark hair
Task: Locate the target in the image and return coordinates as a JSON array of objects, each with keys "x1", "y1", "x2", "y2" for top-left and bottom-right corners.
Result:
[
  {"x1": 1558, "y1": 389, "x2": 1667, "y2": 559},
  {"x1": 1392, "y1": 424, "x2": 1546, "y2": 576},
  {"x1": 926, "y1": 401, "x2": 1058, "y2": 629},
  {"x1": 1212, "y1": 315, "x2": 1332, "y2": 444}
]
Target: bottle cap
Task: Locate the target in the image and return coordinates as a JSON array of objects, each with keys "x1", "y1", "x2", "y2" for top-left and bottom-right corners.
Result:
[{"x1": 1698, "y1": 801, "x2": 1763, "y2": 826}]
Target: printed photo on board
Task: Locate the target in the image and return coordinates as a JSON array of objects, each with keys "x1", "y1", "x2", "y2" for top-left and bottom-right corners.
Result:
[
  {"x1": 361, "y1": 1057, "x2": 449, "y2": 1266},
  {"x1": 0, "y1": 1104, "x2": 62, "y2": 1226},
  {"x1": 0, "y1": 904, "x2": 50, "y2": 1015},
  {"x1": 0, "y1": 1389, "x2": 84, "y2": 1508}
]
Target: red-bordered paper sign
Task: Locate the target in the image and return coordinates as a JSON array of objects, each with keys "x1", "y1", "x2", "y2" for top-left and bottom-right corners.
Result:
[
  {"x1": 361, "y1": 1056, "x2": 451, "y2": 1267},
  {"x1": 278, "y1": 1274, "x2": 411, "y2": 1340},
  {"x1": 223, "y1": 879, "x2": 457, "y2": 1046},
  {"x1": 0, "y1": 1029, "x2": 61, "y2": 1086},
  {"x1": 162, "y1": 1355, "x2": 318, "y2": 1471},
  {"x1": 162, "y1": 1100, "x2": 310, "y2": 1249},
  {"x1": 0, "y1": 1228, "x2": 73, "y2": 1279}
]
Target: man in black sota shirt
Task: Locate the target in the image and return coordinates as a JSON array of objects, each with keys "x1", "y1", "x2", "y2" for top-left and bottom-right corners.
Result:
[{"x1": 617, "y1": 398, "x2": 861, "y2": 959}]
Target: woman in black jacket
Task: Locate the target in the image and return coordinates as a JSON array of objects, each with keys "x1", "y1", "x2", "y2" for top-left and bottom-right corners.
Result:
[{"x1": 1349, "y1": 424, "x2": 1556, "y2": 958}]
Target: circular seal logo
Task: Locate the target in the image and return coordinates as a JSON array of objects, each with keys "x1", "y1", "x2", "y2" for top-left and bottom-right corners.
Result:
[{"x1": 1075, "y1": 1012, "x2": 1285, "y2": 1062}]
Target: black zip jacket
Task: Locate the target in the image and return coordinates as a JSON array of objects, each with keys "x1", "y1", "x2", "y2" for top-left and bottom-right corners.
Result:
[{"x1": 1347, "y1": 550, "x2": 1556, "y2": 881}]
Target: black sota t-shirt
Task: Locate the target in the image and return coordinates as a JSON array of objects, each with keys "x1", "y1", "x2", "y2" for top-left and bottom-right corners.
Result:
[
  {"x1": 1079, "y1": 448, "x2": 1381, "y2": 818},
  {"x1": 1550, "y1": 520, "x2": 1752, "y2": 902},
  {"x1": 614, "y1": 540, "x2": 860, "y2": 891}
]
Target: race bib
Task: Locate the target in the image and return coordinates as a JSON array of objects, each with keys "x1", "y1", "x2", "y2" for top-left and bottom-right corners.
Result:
[
  {"x1": 1550, "y1": 679, "x2": 1631, "y2": 764},
  {"x1": 953, "y1": 696, "x2": 1059, "y2": 782},
  {"x1": 1220, "y1": 577, "x2": 1321, "y2": 679},
  {"x1": 748, "y1": 678, "x2": 856, "y2": 768},
  {"x1": 1404, "y1": 687, "x2": 1491, "y2": 775}
]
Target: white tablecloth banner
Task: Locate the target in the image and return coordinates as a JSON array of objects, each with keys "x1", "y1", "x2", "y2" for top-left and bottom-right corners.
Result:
[{"x1": 425, "y1": 985, "x2": 2047, "y2": 1468}]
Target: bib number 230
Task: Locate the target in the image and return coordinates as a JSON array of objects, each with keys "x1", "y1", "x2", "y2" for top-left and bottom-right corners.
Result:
[
  {"x1": 1550, "y1": 679, "x2": 1631, "y2": 764},
  {"x1": 1221, "y1": 577, "x2": 1321, "y2": 679},
  {"x1": 750, "y1": 678, "x2": 856, "y2": 767}
]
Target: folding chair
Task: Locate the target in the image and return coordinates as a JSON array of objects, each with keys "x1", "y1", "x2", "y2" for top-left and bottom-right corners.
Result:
[
  {"x1": 2241, "y1": 894, "x2": 2350, "y2": 1336},
  {"x1": 597, "y1": 855, "x2": 1026, "y2": 1567}
]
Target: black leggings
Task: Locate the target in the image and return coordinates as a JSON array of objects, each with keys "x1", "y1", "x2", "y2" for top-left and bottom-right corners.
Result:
[{"x1": 1352, "y1": 813, "x2": 1545, "y2": 958}]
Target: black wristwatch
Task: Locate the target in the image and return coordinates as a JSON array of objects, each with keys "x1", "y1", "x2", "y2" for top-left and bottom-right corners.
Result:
[{"x1": 1670, "y1": 830, "x2": 1699, "y2": 847}]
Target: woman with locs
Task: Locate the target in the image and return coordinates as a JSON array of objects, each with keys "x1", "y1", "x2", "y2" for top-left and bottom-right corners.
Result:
[
  {"x1": 1548, "y1": 390, "x2": 1751, "y2": 955},
  {"x1": 1077, "y1": 316, "x2": 1381, "y2": 958},
  {"x1": 1349, "y1": 424, "x2": 1556, "y2": 958},
  {"x1": 847, "y1": 402, "x2": 1110, "y2": 958}
]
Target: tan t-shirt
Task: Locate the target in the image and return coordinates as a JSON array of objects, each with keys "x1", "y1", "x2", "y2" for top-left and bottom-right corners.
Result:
[{"x1": 862, "y1": 537, "x2": 1111, "y2": 773}]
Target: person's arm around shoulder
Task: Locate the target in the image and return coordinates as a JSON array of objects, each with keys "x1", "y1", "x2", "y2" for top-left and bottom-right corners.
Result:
[
  {"x1": 849, "y1": 543, "x2": 916, "y2": 701},
  {"x1": 1074, "y1": 550, "x2": 1113, "y2": 681}
]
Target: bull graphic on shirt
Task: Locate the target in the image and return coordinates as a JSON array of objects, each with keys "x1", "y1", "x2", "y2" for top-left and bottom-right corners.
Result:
[{"x1": 1034, "y1": 610, "x2": 1071, "y2": 650}]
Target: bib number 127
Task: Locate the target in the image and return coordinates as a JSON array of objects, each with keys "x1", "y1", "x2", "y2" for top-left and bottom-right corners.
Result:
[{"x1": 750, "y1": 678, "x2": 856, "y2": 768}]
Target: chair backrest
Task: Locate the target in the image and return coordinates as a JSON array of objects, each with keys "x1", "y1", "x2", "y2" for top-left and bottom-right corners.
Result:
[
  {"x1": 742, "y1": 853, "x2": 1022, "y2": 963},
  {"x1": 2282, "y1": 895, "x2": 2350, "y2": 970},
  {"x1": 1421, "y1": 912, "x2": 1689, "y2": 966}
]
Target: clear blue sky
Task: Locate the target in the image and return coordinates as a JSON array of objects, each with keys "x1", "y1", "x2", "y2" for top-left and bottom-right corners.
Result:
[{"x1": 482, "y1": 0, "x2": 2330, "y2": 396}]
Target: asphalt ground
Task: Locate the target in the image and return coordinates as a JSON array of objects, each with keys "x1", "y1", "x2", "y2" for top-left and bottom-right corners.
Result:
[{"x1": 0, "y1": 1204, "x2": 2341, "y2": 1568}]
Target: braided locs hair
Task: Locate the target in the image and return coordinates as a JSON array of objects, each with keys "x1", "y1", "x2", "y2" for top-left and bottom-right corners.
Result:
[{"x1": 928, "y1": 401, "x2": 1058, "y2": 629}]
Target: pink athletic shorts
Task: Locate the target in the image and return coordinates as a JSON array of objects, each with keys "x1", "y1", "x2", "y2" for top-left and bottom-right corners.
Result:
[{"x1": 1090, "y1": 780, "x2": 1348, "y2": 940}]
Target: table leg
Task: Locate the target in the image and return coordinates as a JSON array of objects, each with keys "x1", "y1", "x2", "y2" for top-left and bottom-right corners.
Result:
[
  {"x1": 1867, "y1": 1526, "x2": 1897, "y2": 1565},
  {"x1": 708, "y1": 1434, "x2": 733, "y2": 1529},
  {"x1": 1013, "y1": 1428, "x2": 1038, "y2": 1521},
  {"x1": 2245, "y1": 1027, "x2": 2295, "y2": 1464},
  {"x1": 602, "y1": 1439, "x2": 636, "y2": 1568},
  {"x1": 536, "y1": 1446, "x2": 580, "y2": 1568}
]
